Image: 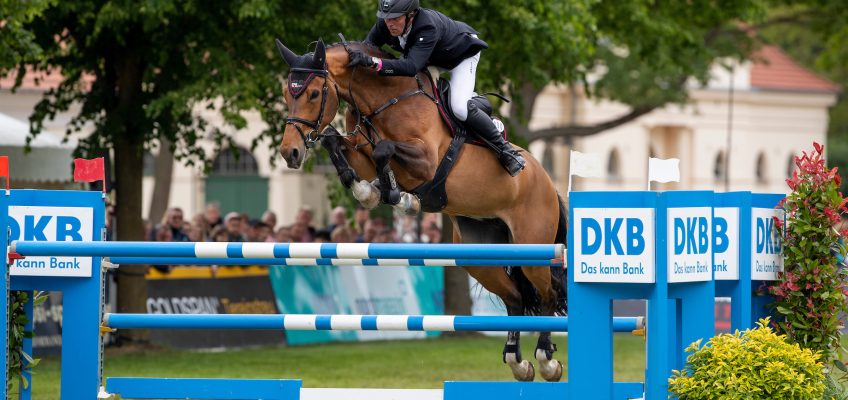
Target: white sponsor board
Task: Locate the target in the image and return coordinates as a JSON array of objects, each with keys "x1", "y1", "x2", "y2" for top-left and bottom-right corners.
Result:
[{"x1": 7, "y1": 206, "x2": 94, "y2": 277}]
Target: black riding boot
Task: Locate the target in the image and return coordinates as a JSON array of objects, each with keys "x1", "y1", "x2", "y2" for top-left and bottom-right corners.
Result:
[{"x1": 465, "y1": 100, "x2": 526, "y2": 176}]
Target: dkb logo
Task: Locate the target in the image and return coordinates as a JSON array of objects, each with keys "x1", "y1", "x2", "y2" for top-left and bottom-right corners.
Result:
[
  {"x1": 580, "y1": 218, "x2": 645, "y2": 256},
  {"x1": 7, "y1": 206, "x2": 93, "y2": 243},
  {"x1": 713, "y1": 216, "x2": 729, "y2": 253},
  {"x1": 756, "y1": 216, "x2": 782, "y2": 254},
  {"x1": 673, "y1": 216, "x2": 709, "y2": 255}
]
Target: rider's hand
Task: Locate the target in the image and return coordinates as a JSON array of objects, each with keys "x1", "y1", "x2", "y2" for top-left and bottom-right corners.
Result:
[{"x1": 348, "y1": 51, "x2": 379, "y2": 69}]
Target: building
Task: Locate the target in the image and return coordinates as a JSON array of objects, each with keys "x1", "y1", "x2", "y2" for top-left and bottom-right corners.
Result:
[{"x1": 530, "y1": 46, "x2": 840, "y2": 195}]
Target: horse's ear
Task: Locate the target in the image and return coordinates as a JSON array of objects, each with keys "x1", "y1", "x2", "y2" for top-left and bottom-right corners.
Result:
[
  {"x1": 275, "y1": 38, "x2": 299, "y2": 66},
  {"x1": 313, "y1": 38, "x2": 326, "y2": 66}
]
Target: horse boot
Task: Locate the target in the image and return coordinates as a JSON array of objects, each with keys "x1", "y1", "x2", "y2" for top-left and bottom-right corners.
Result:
[{"x1": 465, "y1": 100, "x2": 526, "y2": 177}]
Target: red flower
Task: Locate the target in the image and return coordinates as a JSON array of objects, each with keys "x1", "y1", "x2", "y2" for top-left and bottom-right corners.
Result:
[{"x1": 814, "y1": 142, "x2": 823, "y2": 154}]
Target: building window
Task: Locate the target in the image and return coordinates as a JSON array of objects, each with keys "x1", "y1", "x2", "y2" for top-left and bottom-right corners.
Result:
[
  {"x1": 212, "y1": 146, "x2": 259, "y2": 176},
  {"x1": 713, "y1": 151, "x2": 726, "y2": 183},
  {"x1": 786, "y1": 154, "x2": 796, "y2": 179},
  {"x1": 542, "y1": 143, "x2": 555, "y2": 177},
  {"x1": 607, "y1": 148, "x2": 621, "y2": 183},
  {"x1": 755, "y1": 152, "x2": 768, "y2": 184},
  {"x1": 143, "y1": 151, "x2": 155, "y2": 177}
]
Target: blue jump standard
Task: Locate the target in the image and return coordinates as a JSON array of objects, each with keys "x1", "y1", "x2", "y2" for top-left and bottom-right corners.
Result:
[
  {"x1": 109, "y1": 256, "x2": 563, "y2": 266},
  {"x1": 104, "y1": 314, "x2": 645, "y2": 333},
  {"x1": 11, "y1": 241, "x2": 564, "y2": 260}
]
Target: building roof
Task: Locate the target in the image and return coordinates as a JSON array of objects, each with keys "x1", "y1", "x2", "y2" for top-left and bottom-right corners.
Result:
[{"x1": 750, "y1": 46, "x2": 841, "y2": 93}]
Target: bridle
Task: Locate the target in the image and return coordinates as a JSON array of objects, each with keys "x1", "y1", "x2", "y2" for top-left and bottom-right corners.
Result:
[{"x1": 285, "y1": 67, "x2": 337, "y2": 149}]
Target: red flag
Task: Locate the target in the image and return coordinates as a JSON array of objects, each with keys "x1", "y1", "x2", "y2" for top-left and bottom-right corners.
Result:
[
  {"x1": 0, "y1": 156, "x2": 8, "y2": 191},
  {"x1": 73, "y1": 158, "x2": 105, "y2": 184}
]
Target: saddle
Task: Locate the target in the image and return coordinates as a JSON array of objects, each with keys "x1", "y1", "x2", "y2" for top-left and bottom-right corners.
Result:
[{"x1": 410, "y1": 75, "x2": 508, "y2": 213}]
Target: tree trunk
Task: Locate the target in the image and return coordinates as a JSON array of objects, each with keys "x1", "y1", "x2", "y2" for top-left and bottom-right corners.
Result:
[
  {"x1": 147, "y1": 137, "x2": 174, "y2": 225},
  {"x1": 114, "y1": 133, "x2": 149, "y2": 344},
  {"x1": 112, "y1": 53, "x2": 149, "y2": 344},
  {"x1": 442, "y1": 218, "x2": 474, "y2": 336}
]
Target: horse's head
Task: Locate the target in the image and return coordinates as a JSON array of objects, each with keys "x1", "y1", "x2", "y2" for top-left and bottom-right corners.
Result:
[{"x1": 275, "y1": 38, "x2": 340, "y2": 169}]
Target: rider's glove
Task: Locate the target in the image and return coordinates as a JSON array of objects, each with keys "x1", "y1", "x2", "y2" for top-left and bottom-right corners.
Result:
[{"x1": 348, "y1": 51, "x2": 380, "y2": 70}]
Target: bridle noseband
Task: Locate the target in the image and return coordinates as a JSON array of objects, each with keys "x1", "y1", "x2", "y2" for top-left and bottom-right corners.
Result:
[{"x1": 285, "y1": 67, "x2": 334, "y2": 149}]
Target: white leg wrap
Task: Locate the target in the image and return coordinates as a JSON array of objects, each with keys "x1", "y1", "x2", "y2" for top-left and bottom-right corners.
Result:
[
  {"x1": 352, "y1": 180, "x2": 380, "y2": 209},
  {"x1": 392, "y1": 192, "x2": 421, "y2": 215}
]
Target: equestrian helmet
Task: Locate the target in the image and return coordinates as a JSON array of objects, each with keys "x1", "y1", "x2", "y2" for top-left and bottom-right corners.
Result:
[{"x1": 376, "y1": 0, "x2": 419, "y2": 19}]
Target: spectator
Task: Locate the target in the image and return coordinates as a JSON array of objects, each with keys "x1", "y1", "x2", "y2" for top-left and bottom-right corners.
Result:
[
  {"x1": 152, "y1": 226, "x2": 174, "y2": 273},
  {"x1": 354, "y1": 206, "x2": 370, "y2": 235},
  {"x1": 160, "y1": 207, "x2": 189, "y2": 242},
  {"x1": 191, "y1": 213, "x2": 211, "y2": 241},
  {"x1": 325, "y1": 206, "x2": 347, "y2": 233},
  {"x1": 356, "y1": 219, "x2": 379, "y2": 243},
  {"x1": 290, "y1": 222, "x2": 313, "y2": 242},
  {"x1": 295, "y1": 206, "x2": 317, "y2": 239},
  {"x1": 422, "y1": 223, "x2": 442, "y2": 244},
  {"x1": 275, "y1": 226, "x2": 294, "y2": 243},
  {"x1": 314, "y1": 229, "x2": 332, "y2": 243},
  {"x1": 246, "y1": 219, "x2": 270, "y2": 242},
  {"x1": 261, "y1": 210, "x2": 278, "y2": 232},
  {"x1": 331, "y1": 226, "x2": 357, "y2": 243},
  {"x1": 204, "y1": 202, "x2": 223, "y2": 230},
  {"x1": 239, "y1": 212, "x2": 251, "y2": 238},
  {"x1": 374, "y1": 228, "x2": 396, "y2": 243},
  {"x1": 210, "y1": 225, "x2": 229, "y2": 242},
  {"x1": 187, "y1": 224, "x2": 206, "y2": 242},
  {"x1": 224, "y1": 212, "x2": 245, "y2": 242}
]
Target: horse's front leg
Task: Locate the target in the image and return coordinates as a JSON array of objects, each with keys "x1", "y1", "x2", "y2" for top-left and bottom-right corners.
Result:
[
  {"x1": 321, "y1": 128, "x2": 359, "y2": 188},
  {"x1": 371, "y1": 140, "x2": 424, "y2": 214}
]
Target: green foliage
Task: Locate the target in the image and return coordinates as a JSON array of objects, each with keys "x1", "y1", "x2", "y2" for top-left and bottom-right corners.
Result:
[
  {"x1": 7, "y1": 291, "x2": 46, "y2": 399},
  {"x1": 768, "y1": 143, "x2": 848, "y2": 364},
  {"x1": 0, "y1": 0, "x2": 55, "y2": 70},
  {"x1": 668, "y1": 318, "x2": 825, "y2": 400}
]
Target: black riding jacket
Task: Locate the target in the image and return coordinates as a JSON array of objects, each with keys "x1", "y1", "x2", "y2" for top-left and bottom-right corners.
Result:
[{"x1": 364, "y1": 8, "x2": 488, "y2": 77}]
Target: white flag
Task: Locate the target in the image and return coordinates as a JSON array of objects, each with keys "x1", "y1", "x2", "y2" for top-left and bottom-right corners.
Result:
[
  {"x1": 648, "y1": 157, "x2": 680, "y2": 186},
  {"x1": 569, "y1": 150, "x2": 603, "y2": 178}
]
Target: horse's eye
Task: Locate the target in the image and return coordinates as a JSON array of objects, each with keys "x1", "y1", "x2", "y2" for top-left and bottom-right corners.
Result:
[{"x1": 310, "y1": 90, "x2": 320, "y2": 100}]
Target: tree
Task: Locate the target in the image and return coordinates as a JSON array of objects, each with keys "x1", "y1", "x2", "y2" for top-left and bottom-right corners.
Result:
[
  {"x1": 426, "y1": 0, "x2": 844, "y2": 144},
  {"x1": 1, "y1": 0, "x2": 371, "y2": 343},
  {"x1": 0, "y1": 0, "x2": 54, "y2": 70},
  {"x1": 758, "y1": 5, "x2": 848, "y2": 192}
]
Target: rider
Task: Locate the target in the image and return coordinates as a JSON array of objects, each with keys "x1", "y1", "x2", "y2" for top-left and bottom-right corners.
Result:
[{"x1": 348, "y1": 0, "x2": 526, "y2": 177}]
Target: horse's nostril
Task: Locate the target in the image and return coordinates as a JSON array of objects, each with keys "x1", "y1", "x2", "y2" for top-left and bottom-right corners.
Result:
[{"x1": 291, "y1": 148, "x2": 299, "y2": 162}]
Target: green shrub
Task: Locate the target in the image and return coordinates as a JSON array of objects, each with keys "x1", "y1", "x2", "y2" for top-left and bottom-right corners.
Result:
[{"x1": 668, "y1": 318, "x2": 825, "y2": 400}]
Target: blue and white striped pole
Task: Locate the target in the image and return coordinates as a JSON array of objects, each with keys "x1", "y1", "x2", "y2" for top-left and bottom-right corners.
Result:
[
  {"x1": 110, "y1": 257, "x2": 563, "y2": 267},
  {"x1": 12, "y1": 241, "x2": 564, "y2": 260},
  {"x1": 104, "y1": 314, "x2": 644, "y2": 333}
]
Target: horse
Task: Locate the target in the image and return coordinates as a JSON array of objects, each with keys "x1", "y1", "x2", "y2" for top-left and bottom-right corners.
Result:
[{"x1": 274, "y1": 37, "x2": 568, "y2": 382}]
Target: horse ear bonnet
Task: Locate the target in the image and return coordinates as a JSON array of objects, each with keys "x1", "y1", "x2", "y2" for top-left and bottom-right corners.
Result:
[{"x1": 287, "y1": 53, "x2": 319, "y2": 99}]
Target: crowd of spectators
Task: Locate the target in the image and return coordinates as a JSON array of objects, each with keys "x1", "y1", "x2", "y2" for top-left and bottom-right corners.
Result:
[{"x1": 143, "y1": 202, "x2": 443, "y2": 248}]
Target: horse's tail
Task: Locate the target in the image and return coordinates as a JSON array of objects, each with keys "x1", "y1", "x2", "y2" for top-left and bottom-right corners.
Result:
[{"x1": 508, "y1": 193, "x2": 569, "y2": 316}]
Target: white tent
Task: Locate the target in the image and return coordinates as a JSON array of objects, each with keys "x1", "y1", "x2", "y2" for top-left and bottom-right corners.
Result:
[{"x1": 0, "y1": 112, "x2": 78, "y2": 182}]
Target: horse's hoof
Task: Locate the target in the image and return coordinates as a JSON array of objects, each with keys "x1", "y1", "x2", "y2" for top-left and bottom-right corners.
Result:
[
  {"x1": 539, "y1": 359, "x2": 562, "y2": 382},
  {"x1": 507, "y1": 359, "x2": 535, "y2": 382}
]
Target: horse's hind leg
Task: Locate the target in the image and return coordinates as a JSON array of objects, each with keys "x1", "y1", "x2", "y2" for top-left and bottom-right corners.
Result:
[
  {"x1": 507, "y1": 205, "x2": 565, "y2": 382},
  {"x1": 452, "y1": 216, "x2": 535, "y2": 381}
]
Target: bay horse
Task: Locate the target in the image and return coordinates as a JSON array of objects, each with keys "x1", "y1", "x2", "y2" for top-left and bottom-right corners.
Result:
[{"x1": 274, "y1": 37, "x2": 567, "y2": 382}]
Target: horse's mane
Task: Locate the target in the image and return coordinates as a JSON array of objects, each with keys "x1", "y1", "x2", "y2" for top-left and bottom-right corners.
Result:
[{"x1": 327, "y1": 41, "x2": 397, "y2": 60}]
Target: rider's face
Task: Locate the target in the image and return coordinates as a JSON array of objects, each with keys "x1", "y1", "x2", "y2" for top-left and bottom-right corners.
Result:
[{"x1": 384, "y1": 14, "x2": 408, "y2": 37}]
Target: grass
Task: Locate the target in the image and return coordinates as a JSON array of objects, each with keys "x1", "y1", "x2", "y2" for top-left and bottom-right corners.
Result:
[{"x1": 23, "y1": 334, "x2": 647, "y2": 399}]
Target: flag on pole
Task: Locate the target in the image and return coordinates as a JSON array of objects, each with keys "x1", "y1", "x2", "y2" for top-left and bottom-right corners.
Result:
[
  {"x1": 0, "y1": 156, "x2": 9, "y2": 192},
  {"x1": 568, "y1": 150, "x2": 603, "y2": 194},
  {"x1": 73, "y1": 158, "x2": 106, "y2": 194},
  {"x1": 648, "y1": 157, "x2": 680, "y2": 189},
  {"x1": 570, "y1": 150, "x2": 604, "y2": 178}
]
